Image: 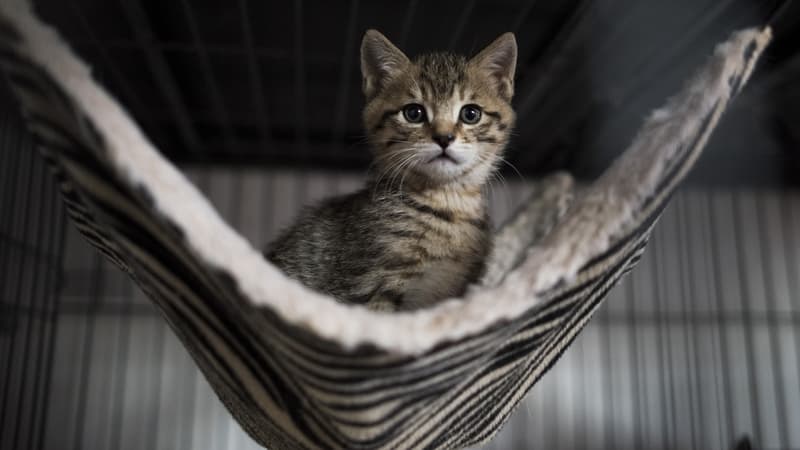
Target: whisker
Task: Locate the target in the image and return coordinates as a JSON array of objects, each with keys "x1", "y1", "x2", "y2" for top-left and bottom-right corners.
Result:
[
  {"x1": 388, "y1": 153, "x2": 419, "y2": 193},
  {"x1": 370, "y1": 151, "x2": 411, "y2": 195},
  {"x1": 397, "y1": 156, "x2": 421, "y2": 194},
  {"x1": 372, "y1": 153, "x2": 412, "y2": 200},
  {"x1": 496, "y1": 155, "x2": 525, "y2": 183},
  {"x1": 486, "y1": 161, "x2": 513, "y2": 213},
  {"x1": 371, "y1": 150, "x2": 419, "y2": 199}
]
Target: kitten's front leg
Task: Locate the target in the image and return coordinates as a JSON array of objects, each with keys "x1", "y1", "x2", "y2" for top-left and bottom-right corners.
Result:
[
  {"x1": 348, "y1": 273, "x2": 407, "y2": 312},
  {"x1": 366, "y1": 292, "x2": 403, "y2": 312}
]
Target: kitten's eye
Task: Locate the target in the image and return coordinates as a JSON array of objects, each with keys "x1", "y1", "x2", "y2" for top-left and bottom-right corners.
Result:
[
  {"x1": 402, "y1": 104, "x2": 426, "y2": 123},
  {"x1": 459, "y1": 105, "x2": 482, "y2": 124}
]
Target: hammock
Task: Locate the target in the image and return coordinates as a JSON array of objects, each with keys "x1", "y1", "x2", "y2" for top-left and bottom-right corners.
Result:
[{"x1": 0, "y1": 1, "x2": 771, "y2": 448}]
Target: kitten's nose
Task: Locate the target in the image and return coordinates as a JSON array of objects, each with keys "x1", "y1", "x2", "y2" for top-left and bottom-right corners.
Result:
[{"x1": 433, "y1": 133, "x2": 455, "y2": 149}]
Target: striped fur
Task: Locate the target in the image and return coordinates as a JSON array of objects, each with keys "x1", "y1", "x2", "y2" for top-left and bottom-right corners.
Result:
[
  {"x1": 267, "y1": 31, "x2": 517, "y2": 311},
  {"x1": 0, "y1": 5, "x2": 769, "y2": 449}
]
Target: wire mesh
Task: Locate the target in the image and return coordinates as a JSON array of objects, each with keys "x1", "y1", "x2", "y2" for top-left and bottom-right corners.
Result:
[
  {"x1": 2, "y1": 151, "x2": 799, "y2": 449},
  {"x1": 27, "y1": 0, "x2": 799, "y2": 182},
  {"x1": 0, "y1": 110, "x2": 68, "y2": 450},
  {"x1": 2, "y1": 0, "x2": 800, "y2": 448}
]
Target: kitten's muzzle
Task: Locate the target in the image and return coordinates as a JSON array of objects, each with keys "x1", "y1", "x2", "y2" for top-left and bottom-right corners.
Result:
[
  {"x1": 424, "y1": 145, "x2": 466, "y2": 166},
  {"x1": 427, "y1": 150, "x2": 458, "y2": 164},
  {"x1": 432, "y1": 133, "x2": 455, "y2": 149}
]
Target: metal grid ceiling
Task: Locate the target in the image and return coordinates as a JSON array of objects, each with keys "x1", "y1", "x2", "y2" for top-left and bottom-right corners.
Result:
[{"x1": 23, "y1": 0, "x2": 800, "y2": 185}]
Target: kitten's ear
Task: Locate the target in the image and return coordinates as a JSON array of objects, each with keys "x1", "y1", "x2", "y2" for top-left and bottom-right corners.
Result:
[
  {"x1": 470, "y1": 33, "x2": 517, "y2": 100},
  {"x1": 360, "y1": 30, "x2": 410, "y2": 99}
]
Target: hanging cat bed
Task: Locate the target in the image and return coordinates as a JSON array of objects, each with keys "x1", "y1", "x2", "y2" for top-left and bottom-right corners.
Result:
[{"x1": 0, "y1": 1, "x2": 772, "y2": 448}]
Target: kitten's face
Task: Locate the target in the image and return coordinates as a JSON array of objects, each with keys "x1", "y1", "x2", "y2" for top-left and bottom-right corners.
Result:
[{"x1": 361, "y1": 31, "x2": 517, "y2": 189}]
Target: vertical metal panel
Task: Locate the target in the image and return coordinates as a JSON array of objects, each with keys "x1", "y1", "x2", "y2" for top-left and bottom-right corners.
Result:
[
  {"x1": 0, "y1": 110, "x2": 68, "y2": 450},
  {"x1": 2, "y1": 161, "x2": 800, "y2": 449}
]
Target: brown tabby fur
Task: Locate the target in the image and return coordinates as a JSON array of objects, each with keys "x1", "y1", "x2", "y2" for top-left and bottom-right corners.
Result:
[{"x1": 266, "y1": 30, "x2": 517, "y2": 311}]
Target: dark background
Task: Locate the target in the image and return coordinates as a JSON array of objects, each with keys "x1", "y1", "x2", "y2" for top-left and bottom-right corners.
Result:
[{"x1": 18, "y1": 0, "x2": 800, "y2": 186}]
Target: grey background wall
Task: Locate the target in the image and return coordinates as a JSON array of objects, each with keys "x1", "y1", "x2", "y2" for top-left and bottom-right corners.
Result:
[
  {"x1": 1, "y1": 111, "x2": 69, "y2": 450},
  {"x1": 3, "y1": 129, "x2": 799, "y2": 449}
]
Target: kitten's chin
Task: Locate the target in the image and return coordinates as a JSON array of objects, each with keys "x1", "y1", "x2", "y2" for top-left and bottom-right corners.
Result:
[
  {"x1": 412, "y1": 156, "x2": 467, "y2": 184},
  {"x1": 411, "y1": 145, "x2": 489, "y2": 186}
]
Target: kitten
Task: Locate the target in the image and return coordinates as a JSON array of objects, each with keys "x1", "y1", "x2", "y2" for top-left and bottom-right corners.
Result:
[{"x1": 265, "y1": 30, "x2": 517, "y2": 311}]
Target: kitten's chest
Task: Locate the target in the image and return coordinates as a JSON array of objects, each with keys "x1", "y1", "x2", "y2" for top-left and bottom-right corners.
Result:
[{"x1": 387, "y1": 209, "x2": 490, "y2": 308}]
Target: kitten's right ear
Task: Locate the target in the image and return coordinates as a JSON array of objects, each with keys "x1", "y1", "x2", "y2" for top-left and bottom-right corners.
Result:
[
  {"x1": 360, "y1": 30, "x2": 410, "y2": 99},
  {"x1": 470, "y1": 33, "x2": 517, "y2": 101}
]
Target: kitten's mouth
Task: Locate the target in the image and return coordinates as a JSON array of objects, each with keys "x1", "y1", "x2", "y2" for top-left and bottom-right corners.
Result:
[
  {"x1": 414, "y1": 147, "x2": 472, "y2": 180},
  {"x1": 427, "y1": 150, "x2": 459, "y2": 165}
]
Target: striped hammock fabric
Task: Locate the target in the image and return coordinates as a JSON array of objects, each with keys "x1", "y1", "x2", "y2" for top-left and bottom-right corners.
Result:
[{"x1": 0, "y1": 1, "x2": 771, "y2": 448}]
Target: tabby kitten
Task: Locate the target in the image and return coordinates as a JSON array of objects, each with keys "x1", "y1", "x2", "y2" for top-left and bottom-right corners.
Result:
[{"x1": 265, "y1": 30, "x2": 517, "y2": 311}]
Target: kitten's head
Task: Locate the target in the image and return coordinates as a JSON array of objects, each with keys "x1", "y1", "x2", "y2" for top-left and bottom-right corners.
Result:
[{"x1": 361, "y1": 30, "x2": 517, "y2": 190}]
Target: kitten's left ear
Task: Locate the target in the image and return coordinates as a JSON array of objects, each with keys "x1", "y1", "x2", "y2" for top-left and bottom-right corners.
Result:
[
  {"x1": 361, "y1": 30, "x2": 410, "y2": 99},
  {"x1": 470, "y1": 33, "x2": 517, "y2": 101}
]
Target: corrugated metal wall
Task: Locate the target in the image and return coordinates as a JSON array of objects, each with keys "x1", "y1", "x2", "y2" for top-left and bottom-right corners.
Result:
[
  {"x1": 0, "y1": 112, "x2": 68, "y2": 450},
  {"x1": 2, "y1": 157, "x2": 800, "y2": 449},
  {"x1": 3, "y1": 150, "x2": 798, "y2": 449}
]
